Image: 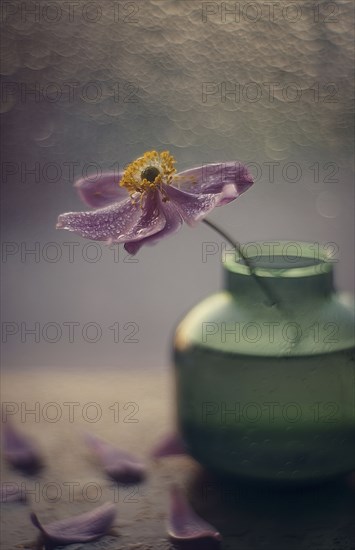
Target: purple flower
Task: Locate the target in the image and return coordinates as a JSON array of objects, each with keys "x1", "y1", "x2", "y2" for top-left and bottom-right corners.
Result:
[
  {"x1": 31, "y1": 502, "x2": 116, "y2": 545},
  {"x1": 57, "y1": 151, "x2": 253, "y2": 254},
  {"x1": 84, "y1": 432, "x2": 146, "y2": 484}
]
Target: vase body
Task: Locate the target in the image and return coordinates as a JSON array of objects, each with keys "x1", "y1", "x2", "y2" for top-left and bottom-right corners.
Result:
[{"x1": 173, "y1": 242, "x2": 355, "y2": 484}]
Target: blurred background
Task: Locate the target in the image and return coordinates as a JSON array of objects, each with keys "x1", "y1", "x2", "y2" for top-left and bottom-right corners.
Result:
[{"x1": 1, "y1": 0, "x2": 354, "y2": 370}]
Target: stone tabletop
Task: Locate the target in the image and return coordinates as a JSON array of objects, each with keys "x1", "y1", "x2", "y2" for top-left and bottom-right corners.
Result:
[{"x1": 1, "y1": 367, "x2": 354, "y2": 550}]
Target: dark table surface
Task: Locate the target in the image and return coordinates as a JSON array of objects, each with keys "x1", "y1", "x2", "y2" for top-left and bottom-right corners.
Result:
[{"x1": 1, "y1": 366, "x2": 354, "y2": 550}]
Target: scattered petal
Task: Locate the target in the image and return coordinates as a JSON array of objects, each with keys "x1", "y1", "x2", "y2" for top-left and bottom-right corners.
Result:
[
  {"x1": 30, "y1": 501, "x2": 116, "y2": 545},
  {"x1": 151, "y1": 433, "x2": 187, "y2": 459},
  {"x1": 346, "y1": 471, "x2": 355, "y2": 489},
  {"x1": 0, "y1": 482, "x2": 27, "y2": 503},
  {"x1": 167, "y1": 485, "x2": 222, "y2": 543},
  {"x1": 2, "y1": 422, "x2": 42, "y2": 474},
  {"x1": 84, "y1": 433, "x2": 146, "y2": 484}
]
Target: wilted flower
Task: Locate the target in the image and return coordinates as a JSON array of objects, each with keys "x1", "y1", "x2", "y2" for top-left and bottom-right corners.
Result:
[{"x1": 57, "y1": 151, "x2": 253, "y2": 254}]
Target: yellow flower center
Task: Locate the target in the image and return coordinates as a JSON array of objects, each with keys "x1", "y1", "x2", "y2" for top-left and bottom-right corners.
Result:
[{"x1": 120, "y1": 151, "x2": 176, "y2": 202}]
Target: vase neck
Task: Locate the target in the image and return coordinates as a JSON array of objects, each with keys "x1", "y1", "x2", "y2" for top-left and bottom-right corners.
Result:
[{"x1": 223, "y1": 242, "x2": 334, "y2": 304}]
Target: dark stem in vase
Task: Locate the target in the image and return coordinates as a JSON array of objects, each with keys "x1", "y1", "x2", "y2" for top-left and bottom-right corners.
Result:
[{"x1": 203, "y1": 218, "x2": 280, "y2": 308}]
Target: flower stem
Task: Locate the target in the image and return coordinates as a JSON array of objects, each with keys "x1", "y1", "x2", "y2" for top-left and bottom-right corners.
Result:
[{"x1": 203, "y1": 218, "x2": 279, "y2": 307}]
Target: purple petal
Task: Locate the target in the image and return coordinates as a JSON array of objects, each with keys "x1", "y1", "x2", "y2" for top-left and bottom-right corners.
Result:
[
  {"x1": 346, "y1": 472, "x2": 355, "y2": 489},
  {"x1": 75, "y1": 172, "x2": 127, "y2": 208},
  {"x1": 164, "y1": 185, "x2": 224, "y2": 226},
  {"x1": 167, "y1": 485, "x2": 222, "y2": 543},
  {"x1": 150, "y1": 433, "x2": 187, "y2": 459},
  {"x1": 31, "y1": 501, "x2": 116, "y2": 545},
  {"x1": 174, "y1": 163, "x2": 253, "y2": 203},
  {"x1": 56, "y1": 197, "x2": 139, "y2": 242},
  {"x1": 0, "y1": 483, "x2": 27, "y2": 503},
  {"x1": 85, "y1": 433, "x2": 146, "y2": 484},
  {"x1": 124, "y1": 194, "x2": 183, "y2": 255},
  {"x1": 165, "y1": 162, "x2": 253, "y2": 227},
  {"x1": 2, "y1": 422, "x2": 42, "y2": 474},
  {"x1": 57, "y1": 190, "x2": 166, "y2": 244}
]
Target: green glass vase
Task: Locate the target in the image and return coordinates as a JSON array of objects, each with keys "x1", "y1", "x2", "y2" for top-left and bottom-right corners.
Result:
[{"x1": 173, "y1": 242, "x2": 355, "y2": 484}]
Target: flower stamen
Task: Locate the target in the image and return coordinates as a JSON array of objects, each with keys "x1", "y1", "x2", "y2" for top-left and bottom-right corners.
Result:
[
  {"x1": 120, "y1": 150, "x2": 176, "y2": 202},
  {"x1": 141, "y1": 166, "x2": 160, "y2": 183}
]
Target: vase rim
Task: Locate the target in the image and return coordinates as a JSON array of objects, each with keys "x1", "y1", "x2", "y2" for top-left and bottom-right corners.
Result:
[{"x1": 223, "y1": 241, "x2": 333, "y2": 279}]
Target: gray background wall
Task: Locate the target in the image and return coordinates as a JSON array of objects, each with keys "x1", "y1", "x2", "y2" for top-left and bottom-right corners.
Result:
[{"x1": 1, "y1": 0, "x2": 354, "y2": 369}]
